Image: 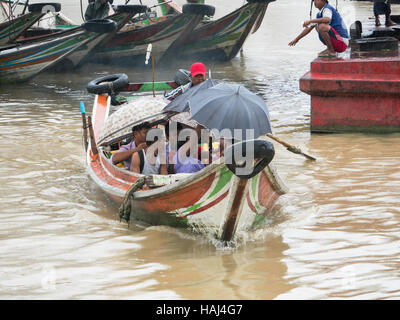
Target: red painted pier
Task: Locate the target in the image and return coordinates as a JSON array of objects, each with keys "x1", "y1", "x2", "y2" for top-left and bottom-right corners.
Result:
[{"x1": 300, "y1": 18, "x2": 400, "y2": 133}]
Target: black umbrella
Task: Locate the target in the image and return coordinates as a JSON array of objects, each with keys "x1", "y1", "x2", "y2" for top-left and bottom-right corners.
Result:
[
  {"x1": 163, "y1": 79, "x2": 220, "y2": 113},
  {"x1": 188, "y1": 82, "x2": 272, "y2": 140}
]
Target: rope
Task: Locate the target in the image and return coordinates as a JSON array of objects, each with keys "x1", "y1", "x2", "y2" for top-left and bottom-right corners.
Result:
[{"x1": 119, "y1": 177, "x2": 145, "y2": 224}]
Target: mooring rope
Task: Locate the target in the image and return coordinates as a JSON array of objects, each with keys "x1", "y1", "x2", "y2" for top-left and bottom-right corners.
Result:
[{"x1": 119, "y1": 177, "x2": 145, "y2": 224}]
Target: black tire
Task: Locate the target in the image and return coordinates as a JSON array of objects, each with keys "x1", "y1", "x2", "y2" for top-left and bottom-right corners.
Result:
[
  {"x1": 28, "y1": 2, "x2": 61, "y2": 13},
  {"x1": 87, "y1": 74, "x2": 129, "y2": 94},
  {"x1": 224, "y1": 139, "x2": 275, "y2": 179},
  {"x1": 247, "y1": 0, "x2": 276, "y2": 3},
  {"x1": 83, "y1": 19, "x2": 117, "y2": 34},
  {"x1": 182, "y1": 3, "x2": 215, "y2": 16},
  {"x1": 115, "y1": 5, "x2": 147, "y2": 15}
]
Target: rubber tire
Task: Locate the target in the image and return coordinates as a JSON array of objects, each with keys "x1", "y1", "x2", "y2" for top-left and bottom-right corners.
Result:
[
  {"x1": 83, "y1": 19, "x2": 117, "y2": 34},
  {"x1": 115, "y1": 5, "x2": 147, "y2": 15},
  {"x1": 224, "y1": 139, "x2": 275, "y2": 179},
  {"x1": 28, "y1": 3, "x2": 61, "y2": 13},
  {"x1": 182, "y1": 3, "x2": 215, "y2": 16},
  {"x1": 87, "y1": 73, "x2": 129, "y2": 94}
]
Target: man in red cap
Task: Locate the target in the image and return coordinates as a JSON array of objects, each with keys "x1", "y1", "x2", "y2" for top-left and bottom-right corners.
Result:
[{"x1": 165, "y1": 62, "x2": 207, "y2": 100}]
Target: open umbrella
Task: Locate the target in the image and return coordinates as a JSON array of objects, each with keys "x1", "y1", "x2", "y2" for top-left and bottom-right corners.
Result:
[
  {"x1": 188, "y1": 82, "x2": 272, "y2": 140},
  {"x1": 163, "y1": 79, "x2": 220, "y2": 113}
]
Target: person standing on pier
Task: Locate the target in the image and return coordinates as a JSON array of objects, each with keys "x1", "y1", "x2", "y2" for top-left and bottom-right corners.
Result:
[
  {"x1": 288, "y1": 0, "x2": 349, "y2": 58},
  {"x1": 374, "y1": 0, "x2": 396, "y2": 27}
]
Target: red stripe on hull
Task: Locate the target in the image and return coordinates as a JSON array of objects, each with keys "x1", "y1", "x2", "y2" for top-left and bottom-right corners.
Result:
[{"x1": 135, "y1": 172, "x2": 217, "y2": 213}]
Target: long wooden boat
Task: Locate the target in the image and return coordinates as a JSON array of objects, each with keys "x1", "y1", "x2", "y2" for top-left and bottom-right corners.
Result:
[
  {"x1": 0, "y1": 2, "x2": 56, "y2": 45},
  {"x1": 92, "y1": 3, "x2": 215, "y2": 64},
  {"x1": 84, "y1": 74, "x2": 287, "y2": 242},
  {"x1": 0, "y1": 19, "x2": 117, "y2": 83},
  {"x1": 158, "y1": 0, "x2": 276, "y2": 61},
  {"x1": 12, "y1": 5, "x2": 148, "y2": 70}
]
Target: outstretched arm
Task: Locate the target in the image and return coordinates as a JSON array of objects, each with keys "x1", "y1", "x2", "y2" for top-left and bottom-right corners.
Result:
[{"x1": 288, "y1": 25, "x2": 316, "y2": 46}]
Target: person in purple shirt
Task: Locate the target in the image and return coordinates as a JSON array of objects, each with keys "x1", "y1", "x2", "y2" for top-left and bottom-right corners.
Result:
[
  {"x1": 173, "y1": 126, "x2": 205, "y2": 174},
  {"x1": 111, "y1": 122, "x2": 151, "y2": 170}
]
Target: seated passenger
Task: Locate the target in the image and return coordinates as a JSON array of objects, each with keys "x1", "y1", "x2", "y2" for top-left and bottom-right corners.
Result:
[
  {"x1": 130, "y1": 131, "x2": 168, "y2": 175},
  {"x1": 111, "y1": 122, "x2": 151, "y2": 170},
  {"x1": 173, "y1": 127, "x2": 205, "y2": 174}
]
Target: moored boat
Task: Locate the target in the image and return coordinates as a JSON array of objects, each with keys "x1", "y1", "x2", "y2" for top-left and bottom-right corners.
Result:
[
  {"x1": 158, "y1": 0, "x2": 276, "y2": 61},
  {"x1": 83, "y1": 73, "x2": 287, "y2": 242},
  {"x1": 93, "y1": 2, "x2": 215, "y2": 64},
  {"x1": 0, "y1": 2, "x2": 59, "y2": 45},
  {"x1": 12, "y1": 4, "x2": 148, "y2": 70},
  {"x1": 0, "y1": 18, "x2": 117, "y2": 83}
]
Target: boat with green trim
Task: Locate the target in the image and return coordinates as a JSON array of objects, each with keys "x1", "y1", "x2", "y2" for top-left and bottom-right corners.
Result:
[
  {"x1": 0, "y1": 18, "x2": 117, "y2": 83},
  {"x1": 0, "y1": 1, "x2": 57, "y2": 45},
  {"x1": 157, "y1": 0, "x2": 276, "y2": 61},
  {"x1": 83, "y1": 73, "x2": 287, "y2": 242},
  {"x1": 92, "y1": 2, "x2": 215, "y2": 64}
]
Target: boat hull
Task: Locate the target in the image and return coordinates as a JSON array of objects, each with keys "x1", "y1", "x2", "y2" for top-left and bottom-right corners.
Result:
[
  {"x1": 0, "y1": 11, "x2": 45, "y2": 45},
  {"x1": 176, "y1": 2, "x2": 270, "y2": 61},
  {"x1": 93, "y1": 12, "x2": 204, "y2": 64},
  {"x1": 0, "y1": 29, "x2": 108, "y2": 83}
]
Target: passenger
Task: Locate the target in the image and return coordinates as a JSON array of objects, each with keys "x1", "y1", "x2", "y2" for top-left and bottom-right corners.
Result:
[
  {"x1": 173, "y1": 126, "x2": 205, "y2": 174},
  {"x1": 288, "y1": 0, "x2": 349, "y2": 58},
  {"x1": 374, "y1": 0, "x2": 396, "y2": 27},
  {"x1": 84, "y1": 0, "x2": 113, "y2": 21},
  {"x1": 130, "y1": 132, "x2": 168, "y2": 175},
  {"x1": 164, "y1": 121, "x2": 184, "y2": 174},
  {"x1": 110, "y1": 122, "x2": 151, "y2": 170},
  {"x1": 164, "y1": 62, "x2": 207, "y2": 101}
]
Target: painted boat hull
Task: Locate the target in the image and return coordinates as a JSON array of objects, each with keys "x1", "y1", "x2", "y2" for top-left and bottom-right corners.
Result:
[
  {"x1": 93, "y1": 12, "x2": 205, "y2": 64},
  {"x1": 176, "y1": 2, "x2": 271, "y2": 61},
  {"x1": 14, "y1": 11, "x2": 140, "y2": 70},
  {"x1": 300, "y1": 56, "x2": 400, "y2": 133},
  {"x1": 86, "y1": 92, "x2": 287, "y2": 241},
  {"x1": 0, "y1": 27, "x2": 111, "y2": 83},
  {"x1": 0, "y1": 11, "x2": 45, "y2": 45}
]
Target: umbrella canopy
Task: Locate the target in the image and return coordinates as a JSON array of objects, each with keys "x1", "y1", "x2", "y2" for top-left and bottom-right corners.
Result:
[
  {"x1": 163, "y1": 79, "x2": 220, "y2": 113},
  {"x1": 97, "y1": 96, "x2": 168, "y2": 146},
  {"x1": 188, "y1": 82, "x2": 272, "y2": 140}
]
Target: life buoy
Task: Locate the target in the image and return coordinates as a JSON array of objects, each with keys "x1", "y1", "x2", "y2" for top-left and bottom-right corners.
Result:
[{"x1": 86, "y1": 73, "x2": 129, "y2": 94}]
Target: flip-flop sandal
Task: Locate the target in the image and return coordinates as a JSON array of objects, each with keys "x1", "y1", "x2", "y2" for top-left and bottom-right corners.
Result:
[{"x1": 318, "y1": 53, "x2": 336, "y2": 58}]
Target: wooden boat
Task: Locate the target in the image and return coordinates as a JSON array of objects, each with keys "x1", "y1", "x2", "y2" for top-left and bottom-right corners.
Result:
[
  {"x1": 12, "y1": 5, "x2": 148, "y2": 70},
  {"x1": 0, "y1": 2, "x2": 57, "y2": 45},
  {"x1": 92, "y1": 3, "x2": 215, "y2": 64},
  {"x1": 83, "y1": 73, "x2": 287, "y2": 242},
  {"x1": 0, "y1": 18, "x2": 117, "y2": 83},
  {"x1": 157, "y1": 0, "x2": 276, "y2": 61}
]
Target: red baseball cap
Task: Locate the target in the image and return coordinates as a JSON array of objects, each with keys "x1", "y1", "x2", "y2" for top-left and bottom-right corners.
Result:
[{"x1": 190, "y1": 62, "x2": 206, "y2": 77}]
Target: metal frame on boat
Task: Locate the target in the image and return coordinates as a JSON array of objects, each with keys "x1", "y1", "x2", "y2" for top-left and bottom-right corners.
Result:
[{"x1": 84, "y1": 74, "x2": 287, "y2": 242}]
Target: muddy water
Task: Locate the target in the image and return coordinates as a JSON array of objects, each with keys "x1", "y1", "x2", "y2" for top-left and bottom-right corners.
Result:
[{"x1": 0, "y1": 0, "x2": 399, "y2": 299}]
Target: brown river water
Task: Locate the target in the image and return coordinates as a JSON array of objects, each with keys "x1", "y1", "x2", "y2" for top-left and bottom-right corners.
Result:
[{"x1": 0, "y1": 0, "x2": 399, "y2": 299}]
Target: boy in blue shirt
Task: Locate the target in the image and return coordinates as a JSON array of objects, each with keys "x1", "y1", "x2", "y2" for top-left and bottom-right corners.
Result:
[{"x1": 289, "y1": 0, "x2": 349, "y2": 58}]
